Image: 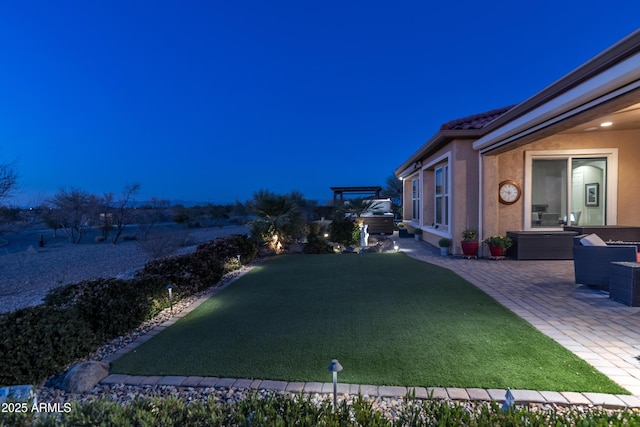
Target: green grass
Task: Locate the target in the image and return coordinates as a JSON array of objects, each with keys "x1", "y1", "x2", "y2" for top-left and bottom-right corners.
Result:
[{"x1": 112, "y1": 253, "x2": 627, "y2": 393}]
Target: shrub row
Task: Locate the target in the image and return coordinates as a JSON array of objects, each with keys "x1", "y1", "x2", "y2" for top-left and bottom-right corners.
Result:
[
  {"x1": 0, "y1": 235, "x2": 258, "y2": 386},
  {"x1": 3, "y1": 392, "x2": 640, "y2": 427}
]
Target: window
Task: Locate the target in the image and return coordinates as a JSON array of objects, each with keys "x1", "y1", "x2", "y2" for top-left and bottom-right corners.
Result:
[
  {"x1": 411, "y1": 178, "x2": 420, "y2": 221},
  {"x1": 434, "y1": 165, "x2": 448, "y2": 227},
  {"x1": 525, "y1": 150, "x2": 616, "y2": 230}
]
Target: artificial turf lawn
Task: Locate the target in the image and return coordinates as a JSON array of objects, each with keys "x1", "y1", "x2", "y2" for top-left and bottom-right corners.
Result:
[{"x1": 112, "y1": 253, "x2": 627, "y2": 393}]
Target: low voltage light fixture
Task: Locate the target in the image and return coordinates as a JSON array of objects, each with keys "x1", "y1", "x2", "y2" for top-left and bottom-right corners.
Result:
[
  {"x1": 327, "y1": 359, "x2": 343, "y2": 408},
  {"x1": 600, "y1": 121, "x2": 613, "y2": 127},
  {"x1": 394, "y1": 241, "x2": 399, "y2": 252},
  {"x1": 166, "y1": 284, "x2": 173, "y2": 313}
]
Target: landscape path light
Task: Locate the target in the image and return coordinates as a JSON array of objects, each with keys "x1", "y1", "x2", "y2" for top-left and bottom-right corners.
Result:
[
  {"x1": 394, "y1": 241, "x2": 399, "y2": 252},
  {"x1": 327, "y1": 359, "x2": 343, "y2": 408},
  {"x1": 166, "y1": 284, "x2": 173, "y2": 313}
]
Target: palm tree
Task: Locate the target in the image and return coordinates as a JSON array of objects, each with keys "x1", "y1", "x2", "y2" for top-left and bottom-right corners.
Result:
[{"x1": 249, "y1": 189, "x2": 304, "y2": 253}]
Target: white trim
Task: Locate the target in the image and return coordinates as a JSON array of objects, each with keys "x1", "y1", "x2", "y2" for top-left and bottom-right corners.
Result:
[
  {"x1": 474, "y1": 53, "x2": 640, "y2": 153},
  {"x1": 411, "y1": 177, "x2": 421, "y2": 222},
  {"x1": 423, "y1": 151, "x2": 451, "y2": 170},
  {"x1": 422, "y1": 227, "x2": 452, "y2": 239},
  {"x1": 523, "y1": 149, "x2": 618, "y2": 230},
  {"x1": 398, "y1": 167, "x2": 418, "y2": 179},
  {"x1": 421, "y1": 151, "x2": 452, "y2": 232},
  {"x1": 477, "y1": 151, "x2": 484, "y2": 257}
]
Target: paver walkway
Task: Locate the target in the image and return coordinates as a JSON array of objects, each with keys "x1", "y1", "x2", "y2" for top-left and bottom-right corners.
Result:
[{"x1": 102, "y1": 235, "x2": 640, "y2": 408}]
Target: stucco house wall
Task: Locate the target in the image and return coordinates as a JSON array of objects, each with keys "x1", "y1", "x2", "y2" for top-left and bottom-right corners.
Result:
[
  {"x1": 399, "y1": 139, "x2": 480, "y2": 254},
  {"x1": 482, "y1": 128, "x2": 640, "y2": 237},
  {"x1": 399, "y1": 29, "x2": 640, "y2": 257}
]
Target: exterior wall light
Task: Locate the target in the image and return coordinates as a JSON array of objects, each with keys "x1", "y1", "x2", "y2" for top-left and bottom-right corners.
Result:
[{"x1": 327, "y1": 359, "x2": 343, "y2": 408}]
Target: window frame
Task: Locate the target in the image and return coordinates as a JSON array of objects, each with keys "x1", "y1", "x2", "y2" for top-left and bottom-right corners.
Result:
[
  {"x1": 411, "y1": 177, "x2": 420, "y2": 221},
  {"x1": 434, "y1": 164, "x2": 449, "y2": 229},
  {"x1": 524, "y1": 149, "x2": 618, "y2": 230}
]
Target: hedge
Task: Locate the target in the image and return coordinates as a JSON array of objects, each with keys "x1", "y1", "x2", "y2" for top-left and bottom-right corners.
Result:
[{"x1": 0, "y1": 234, "x2": 258, "y2": 386}]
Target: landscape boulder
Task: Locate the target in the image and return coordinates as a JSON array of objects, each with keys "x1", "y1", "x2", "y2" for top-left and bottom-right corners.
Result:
[{"x1": 60, "y1": 361, "x2": 110, "y2": 393}]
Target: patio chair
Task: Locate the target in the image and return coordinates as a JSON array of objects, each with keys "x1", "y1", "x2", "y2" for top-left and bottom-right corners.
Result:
[{"x1": 573, "y1": 234, "x2": 639, "y2": 289}]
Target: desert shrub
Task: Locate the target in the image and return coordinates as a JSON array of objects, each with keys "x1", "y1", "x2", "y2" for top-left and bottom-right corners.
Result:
[
  {"x1": 136, "y1": 228, "x2": 190, "y2": 259},
  {"x1": 140, "y1": 234, "x2": 257, "y2": 300},
  {"x1": 330, "y1": 218, "x2": 360, "y2": 245},
  {"x1": 44, "y1": 276, "x2": 168, "y2": 327},
  {"x1": 71, "y1": 278, "x2": 159, "y2": 340},
  {"x1": 195, "y1": 234, "x2": 258, "y2": 262},
  {"x1": 303, "y1": 224, "x2": 331, "y2": 254},
  {"x1": 0, "y1": 306, "x2": 99, "y2": 385},
  {"x1": 140, "y1": 251, "x2": 222, "y2": 297}
]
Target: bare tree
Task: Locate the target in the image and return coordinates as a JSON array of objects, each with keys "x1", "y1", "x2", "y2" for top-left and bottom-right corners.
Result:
[
  {"x1": 0, "y1": 153, "x2": 18, "y2": 204},
  {"x1": 136, "y1": 196, "x2": 170, "y2": 240},
  {"x1": 108, "y1": 183, "x2": 140, "y2": 244},
  {"x1": 136, "y1": 227, "x2": 189, "y2": 259},
  {"x1": 47, "y1": 188, "x2": 102, "y2": 243}
]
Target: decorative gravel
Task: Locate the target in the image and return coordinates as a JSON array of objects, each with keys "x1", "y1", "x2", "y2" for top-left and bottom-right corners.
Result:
[{"x1": 0, "y1": 225, "x2": 249, "y2": 314}]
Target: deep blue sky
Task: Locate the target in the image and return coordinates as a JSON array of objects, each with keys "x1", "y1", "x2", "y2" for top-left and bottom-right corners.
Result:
[{"x1": 2, "y1": 1, "x2": 639, "y2": 206}]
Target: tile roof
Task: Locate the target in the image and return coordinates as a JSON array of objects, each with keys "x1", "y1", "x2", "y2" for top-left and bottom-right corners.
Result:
[{"x1": 440, "y1": 105, "x2": 516, "y2": 131}]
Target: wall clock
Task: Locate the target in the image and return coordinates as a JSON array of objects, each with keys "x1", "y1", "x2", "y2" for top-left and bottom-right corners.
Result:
[{"x1": 498, "y1": 180, "x2": 521, "y2": 205}]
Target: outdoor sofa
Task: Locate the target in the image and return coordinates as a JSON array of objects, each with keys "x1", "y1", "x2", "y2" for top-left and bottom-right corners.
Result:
[{"x1": 573, "y1": 234, "x2": 639, "y2": 289}]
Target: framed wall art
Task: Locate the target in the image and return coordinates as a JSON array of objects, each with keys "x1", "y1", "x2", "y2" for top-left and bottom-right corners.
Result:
[{"x1": 585, "y1": 183, "x2": 599, "y2": 207}]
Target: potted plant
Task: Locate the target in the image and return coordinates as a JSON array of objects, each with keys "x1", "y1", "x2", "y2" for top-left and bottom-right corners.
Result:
[
  {"x1": 438, "y1": 238, "x2": 451, "y2": 256},
  {"x1": 483, "y1": 235, "x2": 513, "y2": 257},
  {"x1": 461, "y1": 228, "x2": 479, "y2": 258},
  {"x1": 414, "y1": 228, "x2": 423, "y2": 241},
  {"x1": 397, "y1": 222, "x2": 409, "y2": 238}
]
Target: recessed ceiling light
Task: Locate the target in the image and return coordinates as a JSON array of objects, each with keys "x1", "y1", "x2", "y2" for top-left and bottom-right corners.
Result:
[
  {"x1": 584, "y1": 126, "x2": 599, "y2": 131},
  {"x1": 600, "y1": 121, "x2": 613, "y2": 127}
]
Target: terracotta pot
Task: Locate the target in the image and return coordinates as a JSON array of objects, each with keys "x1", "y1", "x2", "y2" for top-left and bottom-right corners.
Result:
[
  {"x1": 461, "y1": 241, "x2": 479, "y2": 256},
  {"x1": 489, "y1": 246, "x2": 504, "y2": 257}
]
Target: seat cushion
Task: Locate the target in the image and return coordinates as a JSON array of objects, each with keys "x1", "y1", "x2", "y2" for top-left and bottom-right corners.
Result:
[{"x1": 580, "y1": 233, "x2": 607, "y2": 246}]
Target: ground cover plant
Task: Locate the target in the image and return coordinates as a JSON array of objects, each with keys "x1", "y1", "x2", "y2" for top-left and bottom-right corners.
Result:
[
  {"x1": 111, "y1": 253, "x2": 626, "y2": 393},
  {"x1": 2, "y1": 392, "x2": 640, "y2": 426}
]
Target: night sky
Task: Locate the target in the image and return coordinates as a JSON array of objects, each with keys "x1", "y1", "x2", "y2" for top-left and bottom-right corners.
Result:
[{"x1": 2, "y1": 1, "x2": 639, "y2": 206}]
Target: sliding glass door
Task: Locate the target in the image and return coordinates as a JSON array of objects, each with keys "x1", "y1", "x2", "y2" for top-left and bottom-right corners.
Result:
[{"x1": 529, "y1": 155, "x2": 608, "y2": 229}]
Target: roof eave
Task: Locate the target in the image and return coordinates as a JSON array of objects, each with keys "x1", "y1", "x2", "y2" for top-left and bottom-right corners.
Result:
[
  {"x1": 395, "y1": 129, "x2": 482, "y2": 177},
  {"x1": 475, "y1": 29, "x2": 640, "y2": 151}
]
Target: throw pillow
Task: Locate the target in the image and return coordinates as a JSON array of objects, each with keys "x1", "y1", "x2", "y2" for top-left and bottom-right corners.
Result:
[{"x1": 580, "y1": 233, "x2": 607, "y2": 246}]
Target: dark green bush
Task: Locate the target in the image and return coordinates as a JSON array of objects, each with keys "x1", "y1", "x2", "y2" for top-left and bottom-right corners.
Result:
[
  {"x1": 72, "y1": 278, "x2": 159, "y2": 340},
  {"x1": 330, "y1": 219, "x2": 360, "y2": 245},
  {"x1": 140, "y1": 252, "x2": 216, "y2": 297},
  {"x1": 0, "y1": 306, "x2": 99, "y2": 385},
  {"x1": 303, "y1": 224, "x2": 331, "y2": 254},
  {"x1": 141, "y1": 234, "x2": 257, "y2": 298}
]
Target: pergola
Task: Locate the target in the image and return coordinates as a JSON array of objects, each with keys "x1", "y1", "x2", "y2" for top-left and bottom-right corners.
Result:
[{"x1": 330, "y1": 186, "x2": 382, "y2": 206}]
